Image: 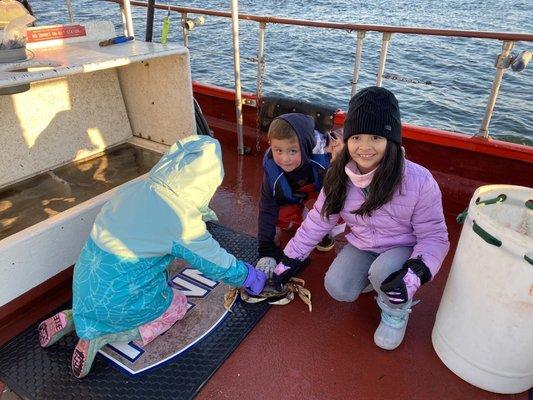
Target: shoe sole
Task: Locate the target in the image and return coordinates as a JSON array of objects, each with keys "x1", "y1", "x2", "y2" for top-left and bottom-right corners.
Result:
[
  {"x1": 316, "y1": 243, "x2": 334, "y2": 252},
  {"x1": 38, "y1": 312, "x2": 71, "y2": 348}
]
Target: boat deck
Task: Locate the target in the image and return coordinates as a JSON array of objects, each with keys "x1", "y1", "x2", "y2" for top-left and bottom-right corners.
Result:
[
  {"x1": 197, "y1": 142, "x2": 528, "y2": 400},
  {"x1": 0, "y1": 140, "x2": 529, "y2": 399}
]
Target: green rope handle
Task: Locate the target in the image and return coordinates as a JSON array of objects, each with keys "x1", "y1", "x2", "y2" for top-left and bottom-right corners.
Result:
[
  {"x1": 525, "y1": 254, "x2": 533, "y2": 265},
  {"x1": 472, "y1": 220, "x2": 502, "y2": 247},
  {"x1": 456, "y1": 208, "x2": 468, "y2": 224},
  {"x1": 526, "y1": 200, "x2": 533, "y2": 210},
  {"x1": 456, "y1": 194, "x2": 507, "y2": 224},
  {"x1": 475, "y1": 194, "x2": 507, "y2": 206}
]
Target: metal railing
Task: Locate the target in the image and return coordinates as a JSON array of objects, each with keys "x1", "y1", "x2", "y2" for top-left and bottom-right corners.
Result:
[{"x1": 104, "y1": 0, "x2": 533, "y2": 148}]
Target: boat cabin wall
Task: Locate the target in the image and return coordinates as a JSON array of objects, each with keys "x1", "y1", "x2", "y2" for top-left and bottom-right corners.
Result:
[
  {"x1": 117, "y1": 54, "x2": 196, "y2": 146},
  {"x1": 0, "y1": 20, "x2": 196, "y2": 190},
  {"x1": 0, "y1": 22, "x2": 197, "y2": 334},
  {"x1": 0, "y1": 70, "x2": 133, "y2": 188}
]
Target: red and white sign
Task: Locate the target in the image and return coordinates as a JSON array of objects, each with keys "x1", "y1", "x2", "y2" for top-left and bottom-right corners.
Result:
[{"x1": 27, "y1": 25, "x2": 87, "y2": 43}]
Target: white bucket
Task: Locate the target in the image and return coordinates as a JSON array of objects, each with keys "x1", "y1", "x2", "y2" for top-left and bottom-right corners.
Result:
[{"x1": 432, "y1": 185, "x2": 533, "y2": 394}]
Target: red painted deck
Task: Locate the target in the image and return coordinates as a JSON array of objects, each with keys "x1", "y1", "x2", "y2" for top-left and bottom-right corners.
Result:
[{"x1": 198, "y1": 141, "x2": 529, "y2": 400}]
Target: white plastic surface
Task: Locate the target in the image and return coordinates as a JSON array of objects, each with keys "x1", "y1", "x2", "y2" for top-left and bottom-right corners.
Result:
[{"x1": 0, "y1": 39, "x2": 187, "y2": 88}]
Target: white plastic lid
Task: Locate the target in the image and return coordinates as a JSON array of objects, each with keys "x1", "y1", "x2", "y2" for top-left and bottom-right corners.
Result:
[{"x1": 469, "y1": 185, "x2": 533, "y2": 255}]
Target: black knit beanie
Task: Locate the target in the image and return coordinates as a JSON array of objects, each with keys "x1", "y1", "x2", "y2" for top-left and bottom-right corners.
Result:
[{"x1": 343, "y1": 86, "x2": 402, "y2": 144}]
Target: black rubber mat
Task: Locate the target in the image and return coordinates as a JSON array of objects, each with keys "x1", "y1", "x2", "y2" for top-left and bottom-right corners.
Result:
[{"x1": 0, "y1": 222, "x2": 269, "y2": 400}]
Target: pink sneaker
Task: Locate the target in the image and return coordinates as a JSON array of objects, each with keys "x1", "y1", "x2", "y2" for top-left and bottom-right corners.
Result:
[
  {"x1": 38, "y1": 310, "x2": 74, "y2": 348},
  {"x1": 71, "y1": 339, "x2": 102, "y2": 379},
  {"x1": 71, "y1": 328, "x2": 140, "y2": 379}
]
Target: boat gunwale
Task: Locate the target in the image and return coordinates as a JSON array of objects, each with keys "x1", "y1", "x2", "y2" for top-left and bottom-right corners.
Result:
[{"x1": 192, "y1": 81, "x2": 533, "y2": 164}]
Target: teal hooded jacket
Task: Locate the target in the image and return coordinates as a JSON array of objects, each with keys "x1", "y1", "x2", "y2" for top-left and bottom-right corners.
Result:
[{"x1": 72, "y1": 135, "x2": 248, "y2": 340}]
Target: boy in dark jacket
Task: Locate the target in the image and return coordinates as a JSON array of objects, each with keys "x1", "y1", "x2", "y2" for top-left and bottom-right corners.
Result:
[{"x1": 256, "y1": 113, "x2": 333, "y2": 277}]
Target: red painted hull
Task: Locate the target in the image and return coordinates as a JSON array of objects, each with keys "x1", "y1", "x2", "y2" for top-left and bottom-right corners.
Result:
[{"x1": 193, "y1": 81, "x2": 533, "y2": 217}]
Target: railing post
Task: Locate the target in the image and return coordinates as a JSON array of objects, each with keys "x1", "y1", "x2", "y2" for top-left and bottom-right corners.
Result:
[
  {"x1": 181, "y1": 12, "x2": 189, "y2": 47},
  {"x1": 376, "y1": 32, "x2": 392, "y2": 87},
  {"x1": 230, "y1": 0, "x2": 245, "y2": 155},
  {"x1": 121, "y1": 0, "x2": 135, "y2": 38},
  {"x1": 478, "y1": 40, "x2": 515, "y2": 138},
  {"x1": 351, "y1": 30, "x2": 366, "y2": 97},
  {"x1": 256, "y1": 22, "x2": 267, "y2": 100},
  {"x1": 120, "y1": 4, "x2": 128, "y2": 36},
  {"x1": 65, "y1": 0, "x2": 74, "y2": 23}
]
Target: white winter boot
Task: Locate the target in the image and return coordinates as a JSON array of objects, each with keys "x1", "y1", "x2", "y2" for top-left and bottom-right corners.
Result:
[
  {"x1": 374, "y1": 296, "x2": 414, "y2": 350},
  {"x1": 361, "y1": 283, "x2": 374, "y2": 294}
]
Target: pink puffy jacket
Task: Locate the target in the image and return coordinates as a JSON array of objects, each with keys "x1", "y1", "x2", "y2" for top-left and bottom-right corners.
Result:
[{"x1": 283, "y1": 159, "x2": 450, "y2": 277}]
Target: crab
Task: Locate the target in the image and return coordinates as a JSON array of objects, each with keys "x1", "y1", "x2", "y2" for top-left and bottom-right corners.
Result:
[{"x1": 224, "y1": 278, "x2": 312, "y2": 312}]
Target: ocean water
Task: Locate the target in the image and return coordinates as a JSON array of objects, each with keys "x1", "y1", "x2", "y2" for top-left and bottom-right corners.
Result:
[{"x1": 31, "y1": 1, "x2": 533, "y2": 145}]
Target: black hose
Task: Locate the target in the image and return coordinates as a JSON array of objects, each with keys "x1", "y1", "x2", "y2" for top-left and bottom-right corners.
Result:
[{"x1": 194, "y1": 98, "x2": 213, "y2": 137}]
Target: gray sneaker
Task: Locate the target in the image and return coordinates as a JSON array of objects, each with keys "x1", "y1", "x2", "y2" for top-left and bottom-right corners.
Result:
[
  {"x1": 255, "y1": 257, "x2": 277, "y2": 279},
  {"x1": 316, "y1": 235, "x2": 335, "y2": 252},
  {"x1": 361, "y1": 283, "x2": 373, "y2": 294}
]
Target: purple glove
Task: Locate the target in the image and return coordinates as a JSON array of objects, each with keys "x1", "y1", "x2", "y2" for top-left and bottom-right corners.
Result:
[
  {"x1": 242, "y1": 263, "x2": 267, "y2": 296},
  {"x1": 380, "y1": 258, "x2": 432, "y2": 304}
]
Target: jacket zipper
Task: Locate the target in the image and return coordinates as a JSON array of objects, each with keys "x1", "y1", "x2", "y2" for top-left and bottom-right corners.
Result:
[{"x1": 361, "y1": 187, "x2": 376, "y2": 247}]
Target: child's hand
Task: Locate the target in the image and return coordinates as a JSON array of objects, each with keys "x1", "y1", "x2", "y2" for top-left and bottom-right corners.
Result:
[
  {"x1": 327, "y1": 130, "x2": 344, "y2": 161},
  {"x1": 272, "y1": 262, "x2": 290, "y2": 290},
  {"x1": 380, "y1": 258, "x2": 431, "y2": 304},
  {"x1": 242, "y1": 264, "x2": 267, "y2": 296},
  {"x1": 274, "y1": 262, "x2": 290, "y2": 276},
  {"x1": 272, "y1": 256, "x2": 309, "y2": 290},
  {"x1": 380, "y1": 268, "x2": 420, "y2": 304}
]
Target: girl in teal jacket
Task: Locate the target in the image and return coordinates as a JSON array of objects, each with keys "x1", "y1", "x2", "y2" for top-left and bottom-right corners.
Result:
[{"x1": 37, "y1": 135, "x2": 266, "y2": 378}]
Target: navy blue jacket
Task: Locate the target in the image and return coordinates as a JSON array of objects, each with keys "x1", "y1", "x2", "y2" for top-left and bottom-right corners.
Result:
[{"x1": 258, "y1": 113, "x2": 329, "y2": 261}]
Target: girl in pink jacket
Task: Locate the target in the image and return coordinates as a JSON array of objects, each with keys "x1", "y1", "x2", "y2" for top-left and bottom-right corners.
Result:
[{"x1": 274, "y1": 86, "x2": 450, "y2": 350}]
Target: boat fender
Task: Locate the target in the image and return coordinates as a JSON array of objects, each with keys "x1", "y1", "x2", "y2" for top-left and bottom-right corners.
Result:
[{"x1": 258, "y1": 96, "x2": 336, "y2": 134}]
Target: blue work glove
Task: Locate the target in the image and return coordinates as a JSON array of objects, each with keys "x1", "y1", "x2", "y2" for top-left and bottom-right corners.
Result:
[
  {"x1": 242, "y1": 263, "x2": 267, "y2": 296},
  {"x1": 380, "y1": 258, "x2": 432, "y2": 304}
]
